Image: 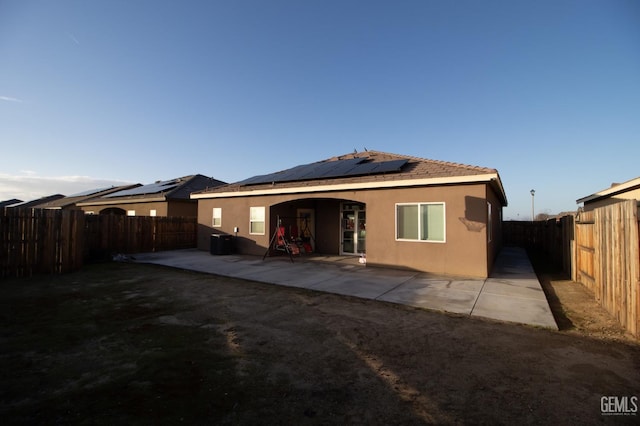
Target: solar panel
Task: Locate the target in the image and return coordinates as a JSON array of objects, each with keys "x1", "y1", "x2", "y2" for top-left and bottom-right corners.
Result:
[
  {"x1": 294, "y1": 162, "x2": 330, "y2": 180},
  {"x1": 68, "y1": 186, "x2": 113, "y2": 197},
  {"x1": 105, "y1": 179, "x2": 179, "y2": 197},
  {"x1": 314, "y1": 158, "x2": 364, "y2": 179},
  {"x1": 236, "y1": 160, "x2": 346, "y2": 185},
  {"x1": 239, "y1": 158, "x2": 408, "y2": 186},
  {"x1": 275, "y1": 163, "x2": 315, "y2": 181},
  {"x1": 356, "y1": 159, "x2": 408, "y2": 175}
]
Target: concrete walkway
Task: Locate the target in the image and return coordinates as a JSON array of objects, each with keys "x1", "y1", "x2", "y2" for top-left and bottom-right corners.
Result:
[{"x1": 133, "y1": 246, "x2": 558, "y2": 330}]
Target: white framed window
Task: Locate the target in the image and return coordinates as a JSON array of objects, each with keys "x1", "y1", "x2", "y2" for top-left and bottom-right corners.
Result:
[
  {"x1": 249, "y1": 206, "x2": 265, "y2": 235},
  {"x1": 127, "y1": 210, "x2": 136, "y2": 216},
  {"x1": 487, "y1": 202, "x2": 492, "y2": 243},
  {"x1": 150, "y1": 209, "x2": 157, "y2": 217},
  {"x1": 212, "y1": 207, "x2": 222, "y2": 227},
  {"x1": 395, "y1": 202, "x2": 445, "y2": 243}
]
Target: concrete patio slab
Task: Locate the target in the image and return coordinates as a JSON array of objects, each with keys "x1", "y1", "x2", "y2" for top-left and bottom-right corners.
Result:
[
  {"x1": 471, "y1": 291, "x2": 559, "y2": 329},
  {"x1": 481, "y1": 279, "x2": 549, "y2": 301},
  {"x1": 133, "y1": 246, "x2": 558, "y2": 330},
  {"x1": 377, "y1": 282, "x2": 481, "y2": 315},
  {"x1": 310, "y1": 274, "x2": 412, "y2": 299}
]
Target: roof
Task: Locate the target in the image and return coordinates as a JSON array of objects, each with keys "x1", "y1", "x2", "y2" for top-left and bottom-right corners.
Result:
[
  {"x1": 193, "y1": 150, "x2": 507, "y2": 205},
  {"x1": 10, "y1": 194, "x2": 66, "y2": 209},
  {"x1": 576, "y1": 176, "x2": 640, "y2": 205},
  {"x1": 77, "y1": 174, "x2": 227, "y2": 207},
  {"x1": 0, "y1": 199, "x2": 23, "y2": 208},
  {"x1": 37, "y1": 184, "x2": 141, "y2": 209}
]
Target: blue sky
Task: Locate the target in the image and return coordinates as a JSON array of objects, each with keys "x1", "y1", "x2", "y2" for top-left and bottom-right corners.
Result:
[{"x1": 1, "y1": 0, "x2": 638, "y2": 219}]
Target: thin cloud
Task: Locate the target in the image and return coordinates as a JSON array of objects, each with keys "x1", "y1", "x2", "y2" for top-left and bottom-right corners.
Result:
[
  {"x1": 0, "y1": 96, "x2": 23, "y2": 103},
  {"x1": 66, "y1": 32, "x2": 81, "y2": 46},
  {"x1": 0, "y1": 172, "x2": 135, "y2": 202}
]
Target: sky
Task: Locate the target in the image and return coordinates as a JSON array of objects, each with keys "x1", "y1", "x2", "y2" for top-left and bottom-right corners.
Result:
[{"x1": 1, "y1": 0, "x2": 639, "y2": 219}]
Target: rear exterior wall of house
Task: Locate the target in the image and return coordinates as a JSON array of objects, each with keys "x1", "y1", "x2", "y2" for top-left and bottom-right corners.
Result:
[{"x1": 197, "y1": 182, "x2": 501, "y2": 277}]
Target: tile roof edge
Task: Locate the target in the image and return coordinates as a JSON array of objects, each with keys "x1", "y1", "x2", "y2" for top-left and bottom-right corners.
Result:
[{"x1": 363, "y1": 150, "x2": 497, "y2": 173}]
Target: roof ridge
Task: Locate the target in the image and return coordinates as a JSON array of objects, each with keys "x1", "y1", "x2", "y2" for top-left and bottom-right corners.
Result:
[{"x1": 356, "y1": 150, "x2": 496, "y2": 172}]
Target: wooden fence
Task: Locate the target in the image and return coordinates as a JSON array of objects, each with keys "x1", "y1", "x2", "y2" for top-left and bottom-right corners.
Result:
[
  {"x1": 573, "y1": 201, "x2": 639, "y2": 337},
  {"x1": 504, "y1": 200, "x2": 639, "y2": 337},
  {"x1": 84, "y1": 215, "x2": 198, "y2": 260},
  {"x1": 503, "y1": 216, "x2": 574, "y2": 274},
  {"x1": 1, "y1": 209, "x2": 197, "y2": 278},
  {"x1": 1, "y1": 209, "x2": 85, "y2": 277}
]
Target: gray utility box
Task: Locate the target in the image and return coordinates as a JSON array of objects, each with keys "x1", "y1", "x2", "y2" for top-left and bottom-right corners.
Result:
[{"x1": 210, "y1": 234, "x2": 233, "y2": 255}]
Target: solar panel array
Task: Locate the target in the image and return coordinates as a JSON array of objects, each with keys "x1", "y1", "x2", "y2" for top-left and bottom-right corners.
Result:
[
  {"x1": 68, "y1": 186, "x2": 113, "y2": 197},
  {"x1": 239, "y1": 158, "x2": 408, "y2": 186},
  {"x1": 104, "y1": 179, "x2": 180, "y2": 198}
]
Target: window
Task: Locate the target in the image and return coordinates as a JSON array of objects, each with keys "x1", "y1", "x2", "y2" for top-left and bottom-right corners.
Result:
[
  {"x1": 150, "y1": 209, "x2": 157, "y2": 217},
  {"x1": 396, "y1": 203, "x2": 445, "y2": 242},
  {"x1": 249, "y1": 207, "x2": 265, "y2": 235},
  {"x1": 487, "y1": 202, "x2": 492, "y2": 242},
  {"x1": 127, "y1": 210, "x2": 135, "y2": 216},
  {"x1": 212, "y1": 208, "x2": 222, "y2": 227}
]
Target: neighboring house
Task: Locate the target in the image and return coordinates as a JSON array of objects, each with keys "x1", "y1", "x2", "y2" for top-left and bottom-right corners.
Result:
[
  {"x1": 36, "y1": 185, "x2": 140, "y2": 211},
  {"x1": 192, "y1": 151, "x2": 507, "y2": 277},
  {"x1": 10, "y1": 194, "x2": 66, "y2": 209},
  {"x1": 577, "y1": 176, "x2": 640, "y2": 213},
  {"x1": 0, "y1": 199, "x2": 23, "y2": 208},
  {"x1": 77, "y1": 174, "x2": 226, "y2": 217}
]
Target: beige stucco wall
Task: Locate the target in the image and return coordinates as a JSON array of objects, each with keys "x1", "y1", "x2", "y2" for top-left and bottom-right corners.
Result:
[
  {"x1": 79, "y1": 200, "x2": 197, "y2": 217},
  {"x1": 486, "y1": 184, "x2": 504, "y2": 272},
  {"x1": 197, "y1": 182, "x2": 497, "y2": 277},
  {"x1": 364, "y1": 184, "x2": 490, "y2": 277},
  {"x1": 167, "y1": 200, "x2": 198, "y2": 217}
]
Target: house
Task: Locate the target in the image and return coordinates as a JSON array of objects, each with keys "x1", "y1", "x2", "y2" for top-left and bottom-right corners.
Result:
[
  {"x1": 577, "y1": 176, "x2": 640, "y2": 213},
  {"x1": 192, "y1": 151, "x2": 507, "y2": 277},
  {"x1": 36, "y1": 185, "x2": 140, "y2": 211},
  {"x1": 77, "y1": 174, "x2": 226, "y2": 217}
]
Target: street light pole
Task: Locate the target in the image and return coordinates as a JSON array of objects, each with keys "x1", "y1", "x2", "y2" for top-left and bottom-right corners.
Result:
[{"x1": 530, "y1": 189, "x2": 535, "y2": 221}]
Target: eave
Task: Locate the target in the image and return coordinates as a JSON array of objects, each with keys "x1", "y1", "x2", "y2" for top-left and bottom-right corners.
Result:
[
  {"x1": 192, "y1": 173, "x2": 508, "y2": 206},
  {"x1": 77, "y1": 196, "x2": 167, "y2": 207}
]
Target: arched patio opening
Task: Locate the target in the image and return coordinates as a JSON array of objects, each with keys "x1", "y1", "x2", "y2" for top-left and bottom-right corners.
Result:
[
  {"x1": 269, "y1": 197, "x2": 365, "y2": 256},
  {"x1": 99, "y1": 207, "x2": 126, "y2": 215}
]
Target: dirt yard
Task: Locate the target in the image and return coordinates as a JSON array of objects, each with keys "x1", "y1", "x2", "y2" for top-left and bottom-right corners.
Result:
[{"x1": 1, "y1": 259, "x2": 639, "y2": 425}]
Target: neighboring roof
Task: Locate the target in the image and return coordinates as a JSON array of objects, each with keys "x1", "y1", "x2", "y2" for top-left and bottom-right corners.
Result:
[
  {"x1": 77, "y1": 174, "x2": 226, "y2": 207},
  {"x1": 0, "y1": 199, "x2": 23, "y2": 208},
  {"x1": 192, "y1": 150, "x2": 507, "y2": 206},
  {"x1": 576, "y1": 176, "x2": 640, "y2": 205},
  {"x1": 38, "y1": 184, "x2": 141, "y2": 209},
  {"x1": 11, "y1": 194, "x2": 66, "y2": 209}
]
